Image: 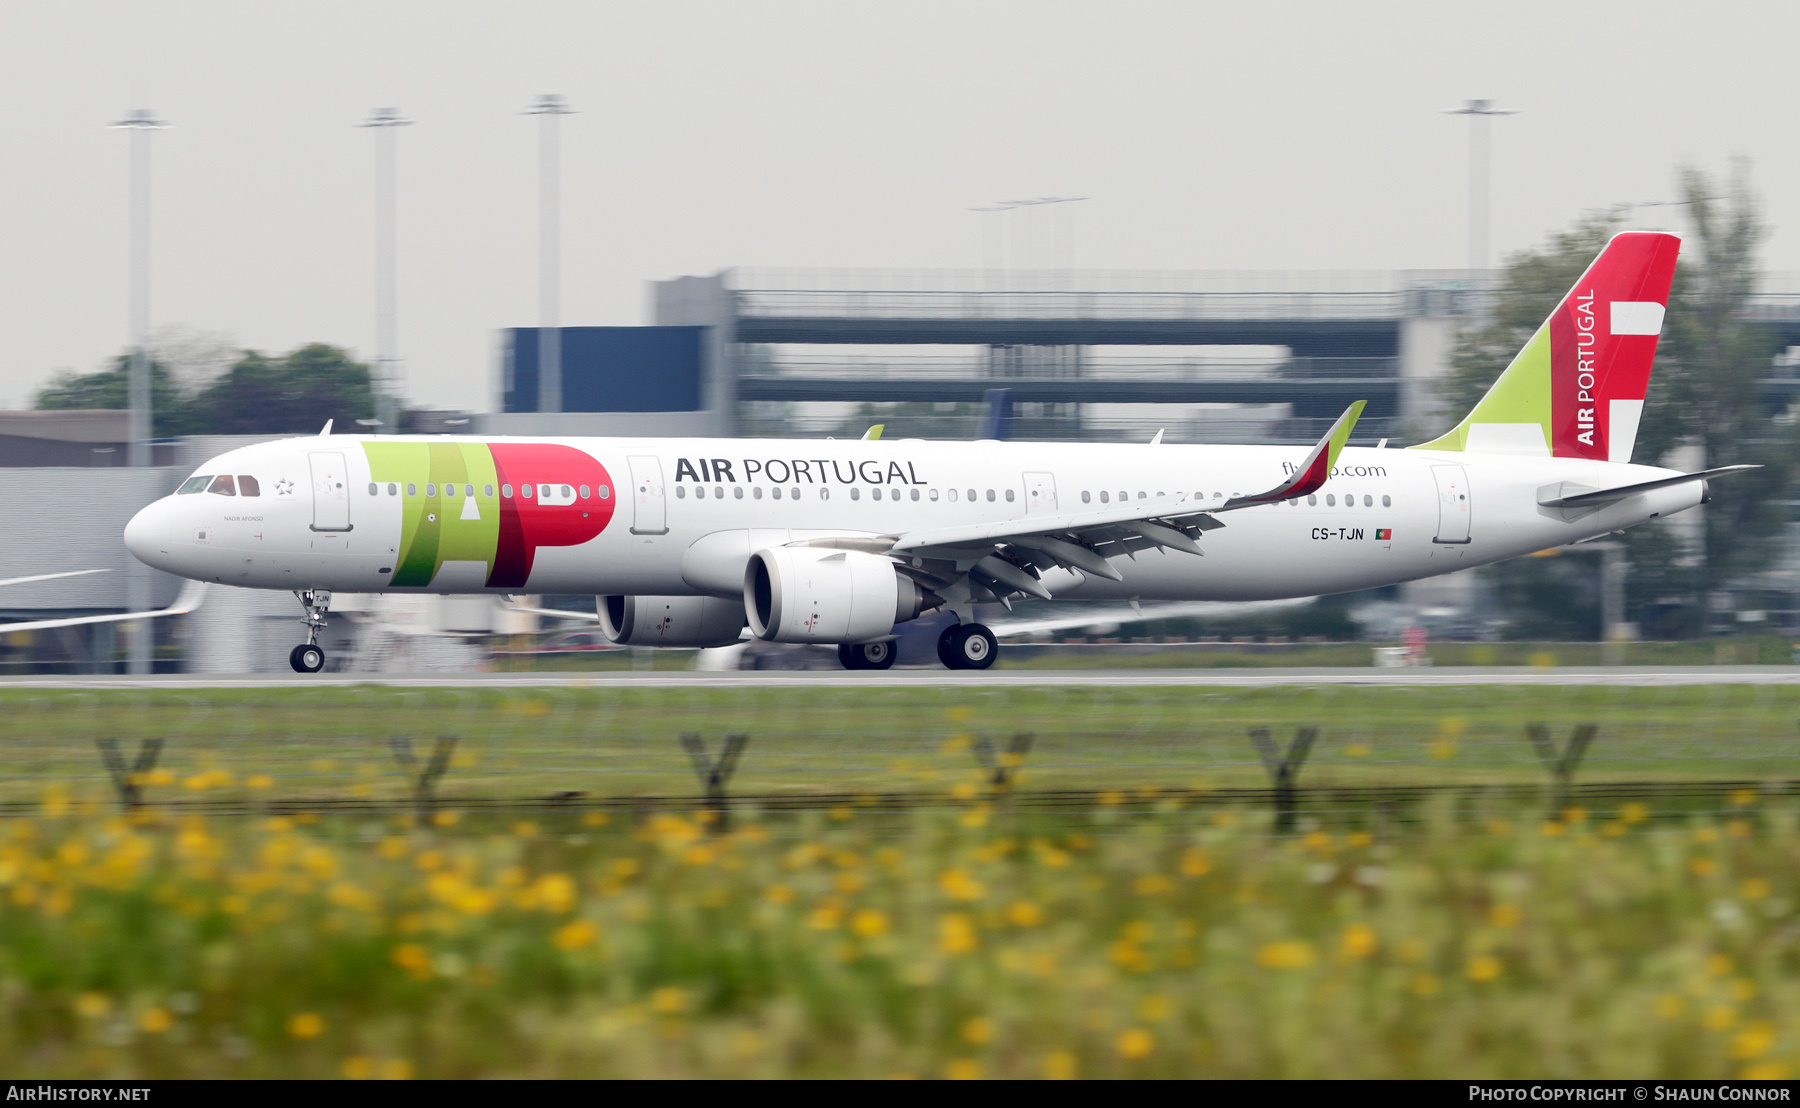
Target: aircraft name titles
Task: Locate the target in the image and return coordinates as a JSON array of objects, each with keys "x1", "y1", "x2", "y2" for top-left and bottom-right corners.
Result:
[{"x1": 674, "y1": 457, "x2": 928, "y2": 486}]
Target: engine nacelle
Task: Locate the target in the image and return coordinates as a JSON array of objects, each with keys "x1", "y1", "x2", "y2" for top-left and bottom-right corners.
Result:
[
  {"x1": 745, "y1": 547, "x2": 938, "y2": 643},
  {"x1": 598, "y1": 595, "x2": 746, "y2": 648}
]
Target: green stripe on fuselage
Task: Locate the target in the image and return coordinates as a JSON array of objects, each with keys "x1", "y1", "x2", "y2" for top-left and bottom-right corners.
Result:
[{"x1": 362, "y1": 442, "x2": 501, "y2": 588}]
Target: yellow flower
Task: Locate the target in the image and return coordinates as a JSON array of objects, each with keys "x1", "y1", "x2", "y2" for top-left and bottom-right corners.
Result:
[
  {"x1": 1742, "y1": 878, "x2": 1772, "y2": 900},
  {"x1": 1340, "y1": 924, "x2": 1378, "y2": 960},
  {"x1": 650, "y1": 987, "x2": 686, "y2": 1015},
  {"x1": 1043, "y1": 1051, "x2": 1077, "y2": 1080},
  {"x1": 1621, "y1": 802, "x2": 1648, "y2": 824},
  {"x1": 1256, "y1": 941, "x2": 1315, "y2": 969},
  {"x1": 1689, "y1": 857, "x2": 1717, "y2": 877},
  {"x1": 381, "y1": 1059, "x2": 413, "y2": 1080},
  {"x1": 851, "y1": 908, "x2": 888, "y2": 939},
  {"x1": 342, "y1": 1056, "x2": 374, "y2": 1079},
  {"x1": 288, "y1": 1012, "x2": 325, "y2": 1039},
  {"x1": 391, "y1": 943, "x2": 431, "y2": 976},
  {"x1": 961, "y1": 1017, "x2": 993, "y2": 1045},
  {"x1": 75, "y1": 993, "x2": 111, "y2": 1019},
  {"x1": 1006, "y1": 900, "x2": 1043, "y2": 927},
  {"x1": 1742, "y1": 1063, "x2": 1790, "y2": 1081},
  {"x1": 1116, "y1": 1027, "x2": 1154, "y2": 1060},
  {"x1": 139, "y1": 1007, "x2": 173, "y2": 1033},
  {"x1": 940, "y1": 913, "x2": 977, "y2": 955},
  {"x1": 764, "y1": 884, "x2": 794, "y2": 904},
  {"x1": 1731, "y1": 1022, "x2": 1775, "y2": 1060},
  {"x1": 1465, "y1": 955, "x2": 1502, "y2": 983},
  {"x1": 246, "y1": 775, "x2": 274, "y2": 790},
  {"x1": 552, "y1": 919, "x2": 598, "y2": 951},
  {"x1": 938, "y1": 869, "x2": 983, "y2": 901},
  {"x1": 1704, "y1": 1005, "x2": 1739, "y2": 1031},
  {"x1": 1489, "y1": 904, "x2": 1521, "y2": 929},
  {"x1": 1178, "y1": 848, "x2": 1211, "y2": 877},
  {"x1": 1708, "y1": 954, "x2": 1734, "y2": 977},
  {"x1": 808, "y1": 905, "x2": 842, "y2": 931},
  {"x1": 944, "y1": 1059, "x2": 981, "y2": 1080},
  {"x1": 536, "y1": 873, "x2": 577, "y2": 913}
]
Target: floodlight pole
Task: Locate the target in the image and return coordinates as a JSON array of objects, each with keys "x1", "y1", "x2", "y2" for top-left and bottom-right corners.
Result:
[
  {"x1": 524, "y1": 94, "x2": 576, "y2": 415},
  {"x1": 109, "y1": 108, "x2": 168, "y2": 676},
  {"x1": 360, "y1": 108, "x2": 412, "y2": 431},
  {"x1": 1442, "y1": 99, "x2": 1518, "y2": 271}
]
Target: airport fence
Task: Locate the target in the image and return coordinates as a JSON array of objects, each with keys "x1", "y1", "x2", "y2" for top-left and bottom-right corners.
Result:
[{"x1": 3, "y1": 683, "x2": 1799, "y2": 828}]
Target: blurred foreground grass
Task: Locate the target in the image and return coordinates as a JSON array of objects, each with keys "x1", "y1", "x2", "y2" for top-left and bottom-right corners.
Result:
[{"x1": 0, "y1": 798, "x2": 1797, "y2": 1078}]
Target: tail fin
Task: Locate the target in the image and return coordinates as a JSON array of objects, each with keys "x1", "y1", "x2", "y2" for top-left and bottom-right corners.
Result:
[{"x1": 1416, "y1": 231, "x2": 1680, "y2": 462}]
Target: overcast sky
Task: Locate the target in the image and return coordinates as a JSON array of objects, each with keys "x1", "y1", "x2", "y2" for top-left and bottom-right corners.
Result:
[{"x1": 2, "y1": 0, "x2": 1795, "y2": 413}]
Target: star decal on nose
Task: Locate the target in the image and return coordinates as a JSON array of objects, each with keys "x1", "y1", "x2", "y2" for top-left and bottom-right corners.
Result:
[{"x1": 274, "y1": 478, "x2": 295, "y2": 497}]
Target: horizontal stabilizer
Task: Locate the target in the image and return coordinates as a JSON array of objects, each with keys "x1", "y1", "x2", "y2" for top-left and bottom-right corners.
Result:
[{"x1": 1537, "y1": 465, "x2": 1758, "y2": 509}]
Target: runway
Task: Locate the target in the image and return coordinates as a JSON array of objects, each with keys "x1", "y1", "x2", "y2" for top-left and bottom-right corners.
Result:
[{"x1": 6, "y1": 666, "x2": 1800, "y2": 689}]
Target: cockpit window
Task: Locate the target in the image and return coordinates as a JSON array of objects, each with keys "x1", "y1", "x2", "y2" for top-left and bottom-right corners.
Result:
[
  {"x1": 177, "y1": 475, "x2": 212, "y2": 495},
  {"x1": 207, "y1": 475, "x2": 237, "y2": 496},
  {"x1": 238, "y1": 475, "x2": 260, "y2": 497}
]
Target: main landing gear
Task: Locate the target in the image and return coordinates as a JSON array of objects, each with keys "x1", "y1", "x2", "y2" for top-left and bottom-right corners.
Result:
[
  {"x1": 937, "y1": 623, "x2": 997, "y2": 670},
  {"x1": 289, "y1": 589, "x2": 331, "y2": 673},
  {"x1": 837, "y1": 641, "x2": 896, "y2": 670}
]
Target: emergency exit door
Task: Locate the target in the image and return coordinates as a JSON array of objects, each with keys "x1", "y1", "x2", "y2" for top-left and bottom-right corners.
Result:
[
  {"x1": 1022, "y1": 472, "x2": 1057, "y2": 513},
  {"x1": 629, "y1": 455, "x2": 668, "y2": 535},
  {"x1": 308, "y1": 451, "x2": 352, "y2": 532},
  {"x1": 1432, "y1": 464, "x2": 1472, "y2": 544}
]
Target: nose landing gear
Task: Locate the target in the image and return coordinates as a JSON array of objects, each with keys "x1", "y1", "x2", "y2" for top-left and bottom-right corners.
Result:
[{"x1": 289, "y1": 589, "x2": 331, "y2": 673}]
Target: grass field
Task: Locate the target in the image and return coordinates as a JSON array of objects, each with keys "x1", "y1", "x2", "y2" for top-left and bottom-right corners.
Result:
[
  {"x1": 0, "y1": 800, "x2": 1796, "y2": 1078},
  {"x1": 3, "y1": 684, "x2": 1799, "y2": 1078}
]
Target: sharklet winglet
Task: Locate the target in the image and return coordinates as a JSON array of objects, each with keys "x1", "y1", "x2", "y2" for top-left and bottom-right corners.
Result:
[{"x1": 1221, "y1": 400, "x2": 1364, "y2": 509}]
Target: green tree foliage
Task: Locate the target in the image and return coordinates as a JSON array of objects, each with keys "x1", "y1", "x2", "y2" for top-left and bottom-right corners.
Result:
[
  {"x1": 1446, "y1": 163, "x2": 1793, "y2": 638},
  {"x1": 34, "y1": 344, "x2": 375, "y2": 436},
  {"x1": 34, "y1": 357, "x2": 190, "y2": 437}
]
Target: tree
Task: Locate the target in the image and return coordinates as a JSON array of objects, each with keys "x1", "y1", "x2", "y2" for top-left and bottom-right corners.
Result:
[
  {"x1": 34, "y1": 357, "x2": 193, "y2": 437},
  {"x1": 188, "y1": 344, "x2": 374, "y2": 434}
]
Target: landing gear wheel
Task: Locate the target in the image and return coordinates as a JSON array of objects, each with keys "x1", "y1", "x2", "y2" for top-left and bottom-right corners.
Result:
[
  {"x1": 289, "y1": 644, "x2": 324, "y2": 673},
  {"x1": 939, "y1": 624, "x2": 998, "y2": 670},
  {"x1": 837, "y1": 641, "x2": 895, "y2": 670}
]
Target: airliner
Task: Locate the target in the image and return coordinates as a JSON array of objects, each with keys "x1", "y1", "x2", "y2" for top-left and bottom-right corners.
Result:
[{"x1": 107, "y1": 232, "x2": 1745, "y2": 672}]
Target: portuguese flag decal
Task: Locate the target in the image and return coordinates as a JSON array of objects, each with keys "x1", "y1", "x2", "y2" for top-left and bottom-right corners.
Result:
[{"x1": 1375, "y1": 528, "x2": 1392, "y2": 540}]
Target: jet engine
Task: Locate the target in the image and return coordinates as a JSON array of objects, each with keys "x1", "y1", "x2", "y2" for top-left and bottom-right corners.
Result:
[
  {"x1": 598, "y1": 595, "x2": 746, "y2": 648},
  {"x1": 745, "y1": 547, "x2": 939, "y2": 644}
]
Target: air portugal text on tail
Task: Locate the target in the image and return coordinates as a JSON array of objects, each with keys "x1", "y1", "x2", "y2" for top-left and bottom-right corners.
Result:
[
  {"x1": 1417, "y1": 231, "x2": 1680, "y2": 462},
  {"x1": 116, "y1": 229, "x2": 1756, "y2": 674}
]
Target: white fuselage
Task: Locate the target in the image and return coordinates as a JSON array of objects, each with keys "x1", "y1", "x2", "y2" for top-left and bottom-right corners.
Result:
[{"x1": 123, "y1": 435, "x2": 1701, "y2": 605}]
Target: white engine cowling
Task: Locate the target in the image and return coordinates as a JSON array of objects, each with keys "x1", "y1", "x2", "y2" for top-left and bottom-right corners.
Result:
[
  {"x1": 599, "y1": 595, "x2": 746, "y2": 647},
  {"x1": 745, "y1": 547, "x2": 937, "y2": 643}
]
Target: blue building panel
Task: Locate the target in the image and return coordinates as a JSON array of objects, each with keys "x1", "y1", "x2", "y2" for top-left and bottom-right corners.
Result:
[{"x1": 503, "y1": 326, "x2": 705, "y2": 413}]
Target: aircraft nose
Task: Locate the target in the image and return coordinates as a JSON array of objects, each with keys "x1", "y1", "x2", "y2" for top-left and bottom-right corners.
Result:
[{"x1": 123, "y1": 499, "x2": 170, "y2": 568}]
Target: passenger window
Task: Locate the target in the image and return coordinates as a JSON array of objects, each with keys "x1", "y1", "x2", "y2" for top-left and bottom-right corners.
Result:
[
  {"x1": 791, "y1": 487, "x2": 800, "y2": 500},
  {"x1": 1082, "y1": 490, "x2": 1091, "y2": 504},
  {"x1": 695, "y1": 486, "x2": 705, "y2": 499},
  {"x1": 1382, "y1": 495, "x2": 1391, "y2": 507},
  {"x1": 1005, "y1": 489, "x2": 1015, "y2": 502},
  {"x1": 239, "y1": 476, "x2": 261, "y2": 497},
  {"x1": 388, "y1": 483, "x2": 399, "y2": 496},
  {"x1": 850, "y1": 488, "x2": 859, "y2": 501},
  {"x1": 1100, "y1": 491, "x2": 1109, "y2": 504},
  {"x1": 367, "y1": 483, "x2": 378, "y2": 496},
  {"x1": 522, "y1": 485, "x2": 533, "y2": 498},
  {"x1": 539, "y1": 485, "x2": 551, "y2": 499},
  {"x1": 819, "y1": 488, "x2": 828, "y2": 500},
  {"x1": 677, "y1": 486, "x2": 687, "y2": 499},
  {"x1": 598, "y1": 485, "x2": 609, "y2": 499},
  {"x1": 929, "y1": 489, "x2": 938, "y2": 502},
  {"x1": 1363, "y1": 494, "x2": 1373, "y2": 507},
  {"x1": 207, "y1": 475, "x2": 236, "y2": 496},
  {"x1": 483, "y1": 485, "x2": 493, "y2": 497},
  {"x1": 1137, "y1": 491, "x2": 1146, "y2": 500},
  {"x1": 407, "y1": 483, "x2": 417, "y2": 497},
  {"x1": 1307, "y1": 495, "x2": 1316, "y2": 506},
  {"x1": 562, "y1": 485, "x2": 573, "y2": 499},
  {"x1": 734, "y1": 487, "x2": 744, "y2": 499},
  {"x1": 466, "y1": 485, "x2": 475, "y2": 498},
  {"x1": 177, "y1": 475, "x2": 211, "y2": 494},
  {"x1": 773, "y1": 487, "x2": 783, "y2": 500},
  {"x1": 985, "y1": 489, "x2": 995, "y2": 502},
  {"x1": 579, "y1": 485, "x2": 590, "y2": 498},
  {"x1": 447, "y1": 484, "x2": 458, "y2": 497},
  {"x1": 910, "y1": 488, "x2": 920, "y2": 501},
  {"x1": 948, "y1": 489, "x2": 957, "y2": 503},
  {"x1": 426, "y1": 483, "x2": 437, "y2": 497},
  {"x1": 501, "y1": 484, "x2": 512, "y2": 498},
  {"x1": 1326, "y1": 494, "x2": 1336, "y2": 506},
  {"x1": 1119, "y1": 491, "x2": 1127, "y2": 502},
  {"x1": 753, "y1": 487, "x2": 763, "y2": 500},
  {"x1": 715, "y1": 486, "x2": 724, "y2": 499},
  {"x1": 967, "y1": 489, "x2": 977, "y2": 502}
]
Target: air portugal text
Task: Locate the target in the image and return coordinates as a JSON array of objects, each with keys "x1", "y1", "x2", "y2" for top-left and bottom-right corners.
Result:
[{"x1": 674, "y1": 457, "x2": 928, "y2": 487}]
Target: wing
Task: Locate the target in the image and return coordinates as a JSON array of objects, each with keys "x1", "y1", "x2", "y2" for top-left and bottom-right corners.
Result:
[
  {"x1": 0, "y1": 579, "x2": 208, "y2": 634},
  {"x1": 814, "y1": 402, "x2": 1365, "y2": 606}
]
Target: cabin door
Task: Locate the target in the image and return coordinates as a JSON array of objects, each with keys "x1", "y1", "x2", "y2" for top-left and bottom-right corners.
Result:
[
  {"x1": 628, "y1": 455, "x2": 668, "y2": 535},
  {"x1": 308, "y1": 451, "x2": 352, "y2": 532},
  {"x1": 1431, "y1": 464, "x2": 1472, "y2": 544}
]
